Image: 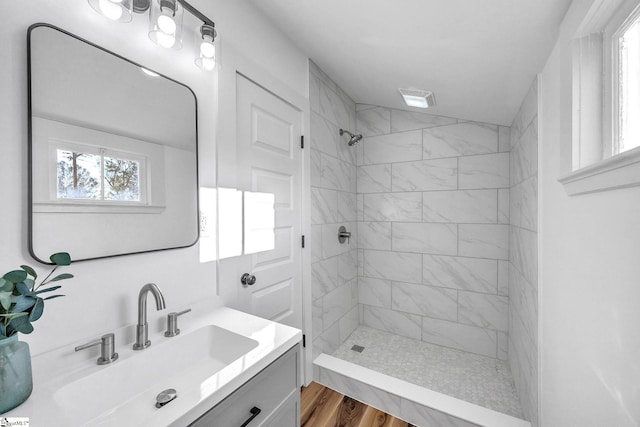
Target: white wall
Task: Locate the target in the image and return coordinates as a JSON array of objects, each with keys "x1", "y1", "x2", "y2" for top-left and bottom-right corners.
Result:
[
  {"x1": 0, "y1": 0, "x2": 308, "y2": 357},
  {"x1": 196, "y1": 0, "x2": 308, "y2": 98},
  {"x1": 538, "y1": 0, "x2": 640, "y2": 425}
]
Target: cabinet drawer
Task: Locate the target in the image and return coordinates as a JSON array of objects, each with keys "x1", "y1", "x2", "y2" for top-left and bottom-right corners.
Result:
[
  {"x1": 190, "y1": 344, "x2": 299, "y2": 427},
  {"x1": 262, "y1": 390, "x2": 299, "y2": 427}
]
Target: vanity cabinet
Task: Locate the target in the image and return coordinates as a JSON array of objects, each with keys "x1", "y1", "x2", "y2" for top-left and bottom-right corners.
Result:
[{"x1": 189, "y1": 344, "x2": 300, "y2": 427}]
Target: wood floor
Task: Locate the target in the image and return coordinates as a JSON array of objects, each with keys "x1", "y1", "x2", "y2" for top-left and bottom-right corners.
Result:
[{"x1": 301, "y1": 382, "x2": 415, "y2": 427}]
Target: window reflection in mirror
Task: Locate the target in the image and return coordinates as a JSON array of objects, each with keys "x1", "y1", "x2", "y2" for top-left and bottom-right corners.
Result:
[{"x1": 56, "y1": 147, "x2": 144, "y2": 203}]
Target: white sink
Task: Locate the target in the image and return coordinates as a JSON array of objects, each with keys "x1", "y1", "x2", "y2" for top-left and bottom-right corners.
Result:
[{"x1": 54, "y1": 325, "x2": 259, "y2": 426}]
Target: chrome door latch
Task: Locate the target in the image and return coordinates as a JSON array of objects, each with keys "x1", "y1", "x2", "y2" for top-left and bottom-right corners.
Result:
[{"x1": 241, "y1": 273, "x2": 257, "y2": 287}]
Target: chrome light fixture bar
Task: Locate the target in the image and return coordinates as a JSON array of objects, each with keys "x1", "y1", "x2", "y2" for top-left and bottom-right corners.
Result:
[{"x1": 89, "y1": 0, "x2": 217, "y2": 71}]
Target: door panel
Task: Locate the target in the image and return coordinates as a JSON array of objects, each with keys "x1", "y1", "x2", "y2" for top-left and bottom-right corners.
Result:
[
  {"x1": 251, "y1": 168, "x2": 293, "y2": 210},
  {"x1": 252, "y1": 107, "x2": 293, "y2": 156},
  {"x1": 251, "y1": 278, "x2": 295, "y2": 322},
  {"x1": 254, "y1": 227, "x2": 293, "y2": 269},
  {"x1": 236, "y1": 73, "x2": 303, "y2": 330}
]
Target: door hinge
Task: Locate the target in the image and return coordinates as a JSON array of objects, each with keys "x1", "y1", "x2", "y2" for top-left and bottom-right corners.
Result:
[
  {"x1": 302, "y1": 334, "x2": 306, "y2": 347},
  {"x1": 301, "y1": 135, "x2": 304, "y2": 149},
  {"x1": 301, "y1": 235, "x2": 305, "y2": 248}
]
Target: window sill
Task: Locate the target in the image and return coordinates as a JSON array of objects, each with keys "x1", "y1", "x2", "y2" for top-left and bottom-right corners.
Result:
[
  {"x1": 558, "y1": 146, "x2": 640, "y2": 195},
  {"x1": 33, "y1": 202, "x2": 165, "y2": 214}
]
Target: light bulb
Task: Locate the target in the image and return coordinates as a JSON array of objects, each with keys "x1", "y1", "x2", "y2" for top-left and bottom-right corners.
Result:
[
  {"x1": 200, "y1": 57, "x2": 215, "y2": 71},
  {"x1": 157, "y1": 14, "x2": 176, "y2": 35},
  {"x1": 98, "y1": 0, "x2": 123, "y2": 20},
  {"x1": 200, "y1": 41, "x2": 215, "y2": 58},
  {"x1": 156, "y1": 32, "x2": 176, "y2": 48}
]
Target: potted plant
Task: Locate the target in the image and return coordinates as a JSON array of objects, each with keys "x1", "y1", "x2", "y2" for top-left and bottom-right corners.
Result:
[{"x1": 0, "y1": 253, "x2": 73, "y2": 413}]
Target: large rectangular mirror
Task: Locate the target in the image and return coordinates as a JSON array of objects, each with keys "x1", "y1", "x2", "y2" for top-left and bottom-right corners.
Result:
[{"x1": 28, "y1": 24, "x2": 199, "y2": 263}]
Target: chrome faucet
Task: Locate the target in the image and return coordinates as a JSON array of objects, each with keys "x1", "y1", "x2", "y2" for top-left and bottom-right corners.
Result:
[{"x1": 133, "y1": 283, "x2": 166, "y2": 350}]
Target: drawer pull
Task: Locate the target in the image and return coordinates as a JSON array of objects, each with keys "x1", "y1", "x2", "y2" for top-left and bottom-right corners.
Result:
[{"x1": 239, "y1": 406, "x2": 261, "y2": 427}]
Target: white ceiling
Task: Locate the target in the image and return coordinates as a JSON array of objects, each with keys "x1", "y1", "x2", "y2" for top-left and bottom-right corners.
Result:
[{"x1": 247, "y1": 0, "x2": 572, "y2": 126}]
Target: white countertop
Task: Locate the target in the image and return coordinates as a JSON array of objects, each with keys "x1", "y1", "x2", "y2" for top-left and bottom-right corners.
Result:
[{"x1": 6, "y1": 306, "x2": 302, "y2": 426}]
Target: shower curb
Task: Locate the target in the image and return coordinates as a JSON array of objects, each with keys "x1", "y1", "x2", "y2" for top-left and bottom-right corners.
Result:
[{"x1": 313, "y1": 353, "x2": 531, "y2": 427}]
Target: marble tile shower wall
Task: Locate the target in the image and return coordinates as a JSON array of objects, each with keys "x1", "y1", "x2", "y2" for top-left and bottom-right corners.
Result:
[
  {"x1": 355, "y1": 104, "x2": 511, "y2": 360},
  {"x1": 508, "y1": 79, "x2": 538, "y2": 426},
  {"x1": 309, "y1": 61, "x2": 359, "y2": 361}
]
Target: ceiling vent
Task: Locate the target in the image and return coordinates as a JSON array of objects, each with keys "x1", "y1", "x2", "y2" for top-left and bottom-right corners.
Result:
[{"x1": 398, "y1": 88, "x2": 436, "y2": 109}]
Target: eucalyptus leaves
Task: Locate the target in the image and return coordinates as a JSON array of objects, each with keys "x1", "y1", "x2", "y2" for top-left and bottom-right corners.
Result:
[{"x1": 0, "y1": 253, "x2": 73, "y2": 340}]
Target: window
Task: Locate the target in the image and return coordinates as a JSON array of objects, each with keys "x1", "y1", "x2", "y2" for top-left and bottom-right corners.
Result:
[
  {"x1": 55, "y1": 145, "x2": 146, "y2": 203},
  {"x1": 31, "y1": 118, "x2": 166, "y2": 214},
  {"x1": 56, "y1": 149, "x2": 142, "y2": 202},
  {"x1": 560, "y1": 0, "x2": 640, "y2": 195},
  {"x1": 615, "y1": 9, "x2": 640, "y2": 154}
]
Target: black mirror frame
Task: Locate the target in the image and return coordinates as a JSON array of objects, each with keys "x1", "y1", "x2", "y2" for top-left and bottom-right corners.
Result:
[{"x1": 27, "y1": 23, "x2": 200, "y2": 264}]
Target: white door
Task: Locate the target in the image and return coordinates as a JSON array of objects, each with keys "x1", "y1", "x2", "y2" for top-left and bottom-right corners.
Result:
[{"x1": 235, "y1": 73, "x2": 303, "y2": 330}]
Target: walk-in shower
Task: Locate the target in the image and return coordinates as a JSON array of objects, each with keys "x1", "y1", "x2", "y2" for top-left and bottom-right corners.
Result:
[
  {"x1": 310, "y1": 60, "x2": 537, "y2": 427},
  {"x1": 339, "y1": 128, "x2": 363, "y2": 146}
]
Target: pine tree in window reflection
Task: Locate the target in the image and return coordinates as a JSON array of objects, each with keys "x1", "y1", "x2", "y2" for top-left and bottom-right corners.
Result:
[
  {"x1": 104, "y1": 157, "x2": 140, "y2": 201},
  {"x1": 56, "y1": 151, "x2": 100, "y2": 199}
]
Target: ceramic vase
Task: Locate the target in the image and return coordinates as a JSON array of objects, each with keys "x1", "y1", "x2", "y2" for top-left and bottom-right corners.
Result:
[{"x1": 0, "y1": 335, "x2": 33, "y2": 414}]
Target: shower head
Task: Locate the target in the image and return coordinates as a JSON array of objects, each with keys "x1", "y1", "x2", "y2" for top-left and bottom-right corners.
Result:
[{"x1": 339, "y1": 129, "x2": 363, "y2": 146}]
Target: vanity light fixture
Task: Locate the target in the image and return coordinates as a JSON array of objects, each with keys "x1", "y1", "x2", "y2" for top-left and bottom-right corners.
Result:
[
  {"x1": 148, "y1": 0, "x2": 183, "y2": 49},
  {"x1": 88, "y1": 0, "x2": 134, "y2": 22},
  {"x1": 398, "y1": 88, "x2": 436, "y2": 109},
  {"x1": 88, "y1": 0, "x2": 217, "y2": 71},
  {"x1": 195, "y1": 24, "x2": 216, "y2": 71}
]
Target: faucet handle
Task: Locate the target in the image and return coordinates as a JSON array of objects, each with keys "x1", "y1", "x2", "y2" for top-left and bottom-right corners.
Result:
[
  {"x1": 164, "y1": 308, "x2": 192, "y2": 337},
  {"x1": 75, "y1": 333, "x2": 119, "y2": 365},
  {"x1": 338, "y1": 225, "x2": 351, "y2": 244}
]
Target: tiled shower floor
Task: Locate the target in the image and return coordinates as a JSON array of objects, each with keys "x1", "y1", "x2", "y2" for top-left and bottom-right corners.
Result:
[{"x1": 332, "y1": 326, "x2": 524, "y2": 418}]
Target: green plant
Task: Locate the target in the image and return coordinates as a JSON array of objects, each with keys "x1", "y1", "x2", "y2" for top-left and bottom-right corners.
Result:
[{"x1": 0, "y1": 253, "x2": 73, "y2": 340}]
